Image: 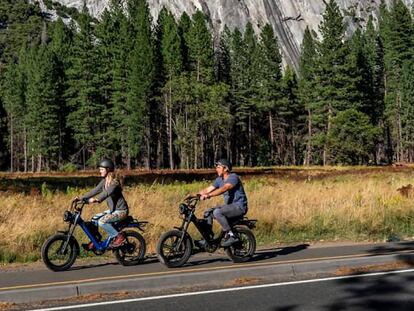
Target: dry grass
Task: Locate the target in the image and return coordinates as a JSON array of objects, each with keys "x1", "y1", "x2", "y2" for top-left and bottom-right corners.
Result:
[{"x1": 1, "y1": 170, "x2": 414, "y2": 263}]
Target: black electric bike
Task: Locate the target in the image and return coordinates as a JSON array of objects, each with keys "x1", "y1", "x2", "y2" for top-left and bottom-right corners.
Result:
[
  {"x1": 41, "y1": 199, "x2": 147, "y2": 271},
  {"x1": 156, "y1": 195, "x2": 257, "y2": 268}
]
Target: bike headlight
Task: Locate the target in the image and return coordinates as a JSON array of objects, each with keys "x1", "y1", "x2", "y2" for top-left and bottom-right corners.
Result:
[
  {"x1": 63, "y1": 210, "x2": 74, "y2": 223},
  {"x1": 179, "y1": 203, "x2": 188, "y2": 215}
]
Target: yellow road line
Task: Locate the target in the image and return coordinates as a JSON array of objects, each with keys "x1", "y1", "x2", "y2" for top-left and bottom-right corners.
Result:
[{"x1": 1, "y1": 249, "x2": 413, "y2": 292}]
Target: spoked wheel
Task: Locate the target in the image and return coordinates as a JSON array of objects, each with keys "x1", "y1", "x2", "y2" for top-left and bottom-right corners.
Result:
[
  {"x1": 156, "y1": 230, "x2": 192, "y2": 268},
  {"x1": 41, "y1": 233, "x2": 79, "y2": 272},
  {"x1": 113, "y1": 230, "x2": 146, "y2": 266},
  {"x1": 225, "y1": 227, "x2": 256, "y2": 263}
]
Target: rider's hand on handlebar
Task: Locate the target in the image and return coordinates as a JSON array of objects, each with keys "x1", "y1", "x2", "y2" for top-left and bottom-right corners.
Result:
[
  {"x1": 200, "y1": 194, "x2": 209, "y2": 201},
  {"x1": 185, "y1": 193, "x2": 197, "y2": 200},
  {"x1": 88, "y1": 198, "x2": 98, "y2": 204}
]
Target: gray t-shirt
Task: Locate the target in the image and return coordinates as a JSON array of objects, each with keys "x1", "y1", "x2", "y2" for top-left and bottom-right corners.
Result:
[{"x1": 212, "y1": 173, "x2": 248, "y2": 210}]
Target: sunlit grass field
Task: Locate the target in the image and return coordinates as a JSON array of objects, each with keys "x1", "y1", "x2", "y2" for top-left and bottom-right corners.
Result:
[{"x1": 1, "y1": 169, "x2": 414, "y2": 264}]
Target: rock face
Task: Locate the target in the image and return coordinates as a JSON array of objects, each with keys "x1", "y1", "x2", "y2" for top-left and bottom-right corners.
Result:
[{"x1": 39, "y1": 0, "x2": 413, "y2": 69}]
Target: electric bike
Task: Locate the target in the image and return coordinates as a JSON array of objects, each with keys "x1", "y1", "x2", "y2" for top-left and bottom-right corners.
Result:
[
  {"x1": 156, "y1": 195, "x2": 257, "y2": 268},
  {"x1": 41, "y1": 199, "x2": 147, "y2": 271}
]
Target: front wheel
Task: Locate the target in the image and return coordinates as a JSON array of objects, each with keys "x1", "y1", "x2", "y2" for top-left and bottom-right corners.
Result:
[
  {"x1": 156, "y1": 230, "x2": 192, "y2": 268},
  {"x1": 225, "y1": 227, "x2": 256, "y2": 263},
  {"x1": 41, "y1": 233, "x2": 79, "y2": 271},
  {"x1": 113, "y1": 230, "x2": 146, "y2": 266}
]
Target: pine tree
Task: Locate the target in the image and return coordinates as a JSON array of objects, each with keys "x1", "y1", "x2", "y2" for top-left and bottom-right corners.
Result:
[
  {"x1": 65, "y1": 6, "x2": 104, "y2": 168},
  {"x1": 327, "y1": 109, "x2": 380, "y2": 164},
  {"x1": 25, "y1": 44, "x2": 60, "y2": 171},
  {"x1": 126, "y1": 0, "x2": 155, "y2": 168},
  {"x1": 256, "y1": 24, "x2": 283, "y2": 164},
  {"x1": 2, "y1": 59, "x2": 26, "y2": 172},
  {"x1": 314, "y1": 0, "x2": 348, "y2": 164},
  {"x1": 298, "y1": 26, "x2": 318, "y2": 165},
  {"x1": 185, "y1": 10, "x2": 214, "y2": 167},
  {"x1": 380, "y1": 0, "x2": 414, "y2": 162},
  {"x1": 158, "y1": 9, "x2": 183, "y2": 168},
  {"x1": 49, "y1": 18, "x2": 73, "y2": 167}
]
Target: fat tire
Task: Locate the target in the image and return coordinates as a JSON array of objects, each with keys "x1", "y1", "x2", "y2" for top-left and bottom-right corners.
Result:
[
  {"x1": 113, "y1": 230, "x2": 146, "y2": 266},
  {"x1": 156, "y1": 230, "x2": 192, "y2": 268},
  {"x1": 225, "y1": 227, "x2": 256, "y2": 263},
  {"x1": 41, "y1": 233, "x2": 78, "y2": 272}
]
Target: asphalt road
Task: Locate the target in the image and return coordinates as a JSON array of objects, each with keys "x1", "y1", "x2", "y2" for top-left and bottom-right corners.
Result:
[
  {"x1": 28, "y1": 269, "x2": 414, "y2": 311},
  {"x1": 2, "y1": 241, "x2": 414, "y2": 290},
  {"x1": 3, "y1": 241, "x2": 414, "y2": 310}
]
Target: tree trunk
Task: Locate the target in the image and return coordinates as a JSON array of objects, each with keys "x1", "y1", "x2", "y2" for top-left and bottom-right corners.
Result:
[
  {"x1": 168, "y1": 82, "x2": 174, "y2": 169},
  {"x1": 292, "y1": 126, "x2": 296, "y2": 165},
  {"x1": 304, "y1": 108, "x2": 312, "y2": 166},
  {"x1": 269, "y1": 111, "x2": 274, "y2": 163},
  {"x1": 323, "y1": 106, "x2": 332, "y2": 166},
  {"x1": 31, "y1": 155, "x2": 34, "y2": 173},
  {"x1": 82, "y1": 148, "x2": 86, "y2": 171},
  {"x1": 37, "y1": 154, "x2": 42, "y2": 172},
  {"x1": 397, "y1": 92, "x2": 403, "y2": 162},
  {"x1": 146, "y1": 131, "x2": 150, "y2": 169},
  {"x1": 10, "y1": 114, "x2": 13, "y2": 172},
  {"x1": 126, "y1": 150, "x2": 131, "y2": 170},
  {"x1": 24, "y1": 127, "x2": 28, "y2": 172},
  {"x1": 248, "y1": 113, "x2": 252, "y2": 166}
]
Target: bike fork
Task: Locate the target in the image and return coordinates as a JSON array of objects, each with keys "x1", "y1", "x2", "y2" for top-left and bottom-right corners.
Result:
[
  {"x1": 60, "y1": 223, "x2": 76, "y2": 255},
  {"x1": 176, "y1": 221, "x2": 191, "y2": 250}
]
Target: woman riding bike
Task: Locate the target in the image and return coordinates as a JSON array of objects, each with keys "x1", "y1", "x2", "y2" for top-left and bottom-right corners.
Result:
[{"x1": 75, "y1": 159, "x2": 128, "y2": 249}]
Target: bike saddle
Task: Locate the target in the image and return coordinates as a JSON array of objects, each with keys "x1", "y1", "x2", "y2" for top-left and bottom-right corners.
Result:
[
  {"x1": 228, "y1": 215, "x2": 245, "y2": 226},
  {"x1": 114, "y1": 216, "x2": 134, "y2": 226}
]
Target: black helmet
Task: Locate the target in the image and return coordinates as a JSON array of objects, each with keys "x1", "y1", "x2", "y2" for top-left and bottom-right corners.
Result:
[
  {"x1": 215, "y1": 159, "x2": 232, "y2": 171},
  {"x1": 98, "y1": 159, "x2": 115, "y2": 171}
]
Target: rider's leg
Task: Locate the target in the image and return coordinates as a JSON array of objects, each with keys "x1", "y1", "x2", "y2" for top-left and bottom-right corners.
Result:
[
  {"x1": 213, "y1": 203, "x2": 244, "y2": 233},
  {"x1": 213, "y1": 204, "x2": 246, "y2": 247},
  {"x1": 98, "y1": 210, "x2": 127, "y2": 246},
  {"x1": 83, "y1": 210, "x2": 110, "y2": 250}
]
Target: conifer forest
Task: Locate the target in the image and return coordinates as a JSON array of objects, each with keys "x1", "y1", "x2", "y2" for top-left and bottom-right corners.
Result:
[{"x1": 0, "y1": 0, "x2": 414, "y2": 171}]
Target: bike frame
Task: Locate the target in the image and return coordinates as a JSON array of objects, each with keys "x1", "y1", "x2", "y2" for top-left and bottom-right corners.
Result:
[
  {"x1": 60, "y1": 201, "x2": 146, "y2": 253},
  {"x1": 174, "y1": 198, "x2": 257, "y2": 251}
]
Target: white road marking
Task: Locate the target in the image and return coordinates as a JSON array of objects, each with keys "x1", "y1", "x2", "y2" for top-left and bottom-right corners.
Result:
[{"x1": 28, "y1": 268, "x2": 414, "y2": 311}]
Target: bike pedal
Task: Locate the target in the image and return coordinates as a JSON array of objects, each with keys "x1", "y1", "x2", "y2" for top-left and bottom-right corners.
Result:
[{"x1": 81, "y1": 243, "x2": 94, "y2": 251}]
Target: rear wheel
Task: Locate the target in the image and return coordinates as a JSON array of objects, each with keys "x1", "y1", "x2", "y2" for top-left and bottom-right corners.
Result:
[
  {"x1": 41, "y1": 233, "x2": 79, "y2": 271},
  {"x1": 225, "y1": 227, "x2": 256, "y2": 263},
  {"x1": 113, "y1": 230, "x2": 146, "y2": 266},
  {"x1": 157, "y1": 230, "x2": 192, "y2": 268}
]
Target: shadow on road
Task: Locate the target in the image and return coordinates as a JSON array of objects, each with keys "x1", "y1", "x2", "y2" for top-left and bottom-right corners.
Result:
[
  {"x1": 184, "y1": 243, "x2": 310, "y2": 267},
  {"x1": 251, "y1": 244, "x2": 310, "y2": 262},
  {"x1": 366, "y1": 241, "x2": 414, "y2": 256},
  {"x1": 272, "y1": 242, "x2": 414, "y2": 311},
  {"x1": 69, "y1": 256, "x2": 159, "y2": 271}
]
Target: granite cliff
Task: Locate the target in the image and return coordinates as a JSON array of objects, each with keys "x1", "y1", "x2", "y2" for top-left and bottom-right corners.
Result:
[{"x1": 37, "y1": 0, "x2": 413, "y2": 69}]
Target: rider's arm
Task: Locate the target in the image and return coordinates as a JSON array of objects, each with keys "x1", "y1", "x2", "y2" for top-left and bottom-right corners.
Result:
[
  {"x1": 198, "y1": 185, "x2": 216, "y2": 196},
  {"x1": 80, "y1": 180, "x2": 105, "y2": 202},
  {"x1": 95, "y1": 180, "x2": 120, "y2": 203},
  {"x1": 206, "y1": 183, "x2": 234, "y2": 199}
]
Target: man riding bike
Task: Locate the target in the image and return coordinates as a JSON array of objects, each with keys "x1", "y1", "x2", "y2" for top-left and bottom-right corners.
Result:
[{"x1": 192, "y1": 159, "x2": 248, "y2": 247}]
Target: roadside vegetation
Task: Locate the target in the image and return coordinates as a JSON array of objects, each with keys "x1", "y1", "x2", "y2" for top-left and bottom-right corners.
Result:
[{"x1": 1, "y1": 169, "x2": 414, "y2": 264}]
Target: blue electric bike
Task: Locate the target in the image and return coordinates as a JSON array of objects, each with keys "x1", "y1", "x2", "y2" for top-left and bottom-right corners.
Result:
[{"x1": 41, "y1": 199, "x2": 147, "y2": 271}]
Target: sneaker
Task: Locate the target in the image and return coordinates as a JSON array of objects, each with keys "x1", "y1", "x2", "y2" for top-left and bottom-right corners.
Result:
[
  {"x1": 221, "y1": 235, "x2": 239, "y2": 247},
  {"x1": 195, "y1": 239, "x2": 208, "y2": 249},
  {"x1": 112, "y1": 232, "x2": 126, "y2": 248},
  {"x1": 82, "y1": 242, "x2": 94, "y2": 251}
]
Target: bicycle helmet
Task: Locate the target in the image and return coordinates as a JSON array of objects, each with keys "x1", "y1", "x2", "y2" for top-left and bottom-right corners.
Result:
[
  {"x1": 215, "y1": 159, "x2": 232, "y2": 171},
  {"x1": 98, "y1": 159, "x2": 115, "y2": 172}
]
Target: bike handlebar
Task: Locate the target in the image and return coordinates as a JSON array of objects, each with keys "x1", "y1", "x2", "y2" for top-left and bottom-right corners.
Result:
[
  {"x1": 71, "y1": 199, "x2": 86, "y2": 212},
  {"x1": 184, "y1": 194, "x2": 200, "y2": 208}
]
